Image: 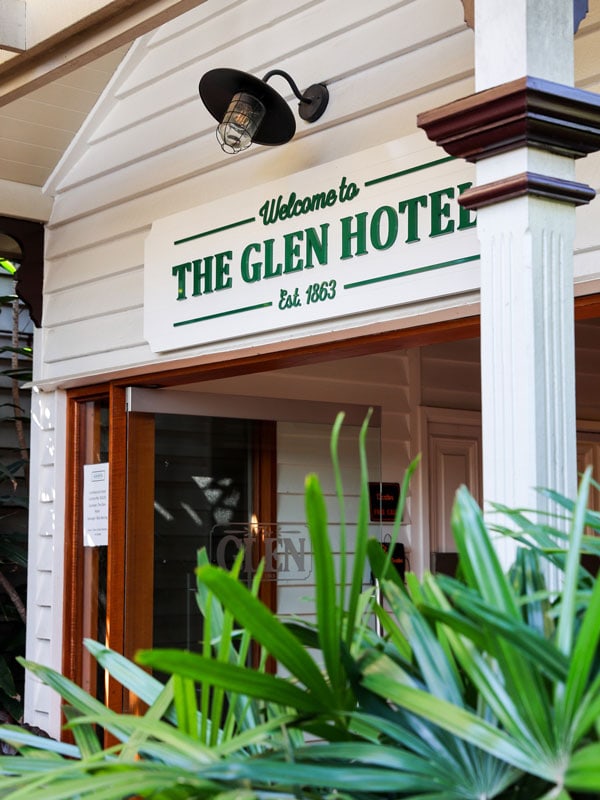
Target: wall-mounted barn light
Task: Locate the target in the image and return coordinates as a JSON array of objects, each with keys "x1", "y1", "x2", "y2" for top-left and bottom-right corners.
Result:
[{"x1": 198, "y1": 68, "x2": 329, "y2": 154}]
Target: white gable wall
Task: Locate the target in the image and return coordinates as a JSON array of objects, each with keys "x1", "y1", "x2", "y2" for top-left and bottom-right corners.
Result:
[
  {"x1": 40, "y1": 0, "x2": 474, "y2": 387},
  {"x1": 37, "y1": 0, "x2": 600, "y2": 387}
]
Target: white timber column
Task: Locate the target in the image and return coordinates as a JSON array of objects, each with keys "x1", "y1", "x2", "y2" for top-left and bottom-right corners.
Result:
[
  {"x1": 475, "y1": 0, "x2": 577, "y2": 571},
  {"x1": 418, "y1": 0, "x2": 600, "y2": 576}
]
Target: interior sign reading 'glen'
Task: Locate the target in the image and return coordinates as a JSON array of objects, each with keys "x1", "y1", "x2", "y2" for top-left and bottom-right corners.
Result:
[{"x1": 144, "y1": 134, "x2": 480, "y2": 352}]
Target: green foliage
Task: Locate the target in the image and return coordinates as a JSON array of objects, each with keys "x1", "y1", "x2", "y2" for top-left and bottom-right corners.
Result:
[
  {"x1": 0, "y1": 413, "x2": 598, "y2": 800},
  {"x1": 0, "y1": 260, "x2": 16, "y2": 277},
  {"x1": 0, "y1": 257, "x2": 31, "y2": 723},
  {"x1": 0, "y1": 258, "x2": 17, "y2": 276}
]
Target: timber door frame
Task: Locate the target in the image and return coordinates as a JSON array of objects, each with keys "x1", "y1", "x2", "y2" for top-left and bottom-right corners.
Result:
[
  {"x1": 64, "y1": 385, "x2": 376, "y2": 714},
  {"x1": 63, "y1": 385, "x2": 127, "y2": 713},
  {"x1": 63, "y1": 386, "x2": 278, "y2": 714}
]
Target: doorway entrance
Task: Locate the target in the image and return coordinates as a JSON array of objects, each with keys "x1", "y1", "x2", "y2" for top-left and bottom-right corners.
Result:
[
  {"x1": 62, "y1": 310, "x2": 600, "y2": 717},
  {"x1": 421, "y1": 408, "x2": 482, "y2": 575},
  {"x1": 122, "y1": 388, "x2": 381, "y2": 676}
]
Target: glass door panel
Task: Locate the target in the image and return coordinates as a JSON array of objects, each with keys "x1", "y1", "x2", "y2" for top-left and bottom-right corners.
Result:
[{"x1": 152, "y1": 414, "x2": 253, "y2": 651}]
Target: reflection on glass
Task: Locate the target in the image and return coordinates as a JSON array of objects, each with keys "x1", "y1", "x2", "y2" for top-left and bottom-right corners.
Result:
[{"x1": 152, "y1": 415, "x2": 252, "y2": 651}]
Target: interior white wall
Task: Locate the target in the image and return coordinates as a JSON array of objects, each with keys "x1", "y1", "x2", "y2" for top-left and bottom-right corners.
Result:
[{"x1": 194, "y1": 349, "x2": 415, "y2": 563}]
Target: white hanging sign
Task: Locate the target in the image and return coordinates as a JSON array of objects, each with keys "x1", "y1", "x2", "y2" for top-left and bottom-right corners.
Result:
[
  {"x1": 144, "y1": 133, "x2": 478, "y2": 353},
  {"x1": 83, "y1": 463, "x2": 109, "y2": 547}
]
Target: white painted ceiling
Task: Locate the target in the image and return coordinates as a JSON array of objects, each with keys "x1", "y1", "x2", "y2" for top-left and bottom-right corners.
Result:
[{"x1": 0, "y1": 46, "x2": 128, "y2": 190}]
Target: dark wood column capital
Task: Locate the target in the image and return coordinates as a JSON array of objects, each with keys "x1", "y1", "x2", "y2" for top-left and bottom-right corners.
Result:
[
  {"x1": 417, "y1": 76, "x2": 600, "y2": 162},
  {"x1": 417, "y1": 76, "x2": 600, "y2": 210},
  {"x1": 458, "y1": 171, "x2": 595, "y2": 211}
]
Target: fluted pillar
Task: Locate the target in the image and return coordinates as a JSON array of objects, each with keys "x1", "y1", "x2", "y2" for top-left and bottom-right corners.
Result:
[
  {"x1": 419, "y1": 0, "x2": 600, "y2": 577},
  {"x1": 477, "y1": 183, "x2": 576, "y2": 570}
]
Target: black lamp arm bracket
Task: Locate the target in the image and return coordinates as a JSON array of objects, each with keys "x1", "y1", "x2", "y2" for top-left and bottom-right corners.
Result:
[
  {"x1": 262, "y1": 69, "x2": 310, "y2": 103},
  {"x1": 262, "y1": 68, "x2": 329, "y2": 123}
]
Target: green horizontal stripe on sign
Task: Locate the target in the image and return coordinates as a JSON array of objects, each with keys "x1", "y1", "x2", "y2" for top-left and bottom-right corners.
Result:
[
  {"x1": 344, "y1": 254, "x2": 480, "y2": 290},
  {"x1": 174, "y1": 216, "x2": 256, "y2": 246},
  {"x1": 364, "y1": 155, "x2": 455, "y2": 188},
  {"x1": 174, "y1": 301, "x2": 273, "y2": 327}
]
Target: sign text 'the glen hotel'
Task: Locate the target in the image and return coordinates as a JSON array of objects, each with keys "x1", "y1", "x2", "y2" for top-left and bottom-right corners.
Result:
[{"x1": 144, "y1": 133, "x2": 479, "y2": 353}]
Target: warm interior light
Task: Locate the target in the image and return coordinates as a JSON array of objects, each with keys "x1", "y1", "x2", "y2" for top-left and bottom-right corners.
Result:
[{"x1": 216, "y1": 91, "x2": 266, "y2": 154}]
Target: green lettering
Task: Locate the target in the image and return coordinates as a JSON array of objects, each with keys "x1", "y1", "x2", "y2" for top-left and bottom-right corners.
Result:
[
  {"x1": 326, "y1": 189, "x2": 337, "y2": 207},
  {"x1": 192, "y1": 257, "x2": 212, "y2": 296},
  {"x1": 283, "y1": 230, "x2": 304, "y2": 273},
  {"x1": 398, "y1": 195, "x2": 427, "y2": 243},
  {"x1": 370, "y1": 205, "x2": 398, "y2": 251},
  {"x1": 311, "y1": 192, "x2": 327, "y2": 211},
  {"x1": 305, "y1": 224, "x2": 329, "y2": 268},
  {"x1": 340, "y1": 212, "x2": 368, "y2": 259},
  {"x1": 429, "y1": 187, "x2": 455, "y2": 237},
  {"x1": 240, "y1": 243, "x2": 262, "y2": 283},
  {"x1": 214, "y1": 251, "x2": 232, "y2": 290},
  {"x1": 263, "y1": 239, "x2": 282, "y2": 279},
  {"x1": 457, "y1": 182, "x2": 477, "y2": 230},
  {"x1": 172, "y1": 262, "x2": 191, "y2": 300}
]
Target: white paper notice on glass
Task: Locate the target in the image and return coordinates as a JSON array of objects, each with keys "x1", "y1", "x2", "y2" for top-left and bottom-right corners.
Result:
[{"x1": 83, "y1": 463, "x2": 109, "y2": 547}]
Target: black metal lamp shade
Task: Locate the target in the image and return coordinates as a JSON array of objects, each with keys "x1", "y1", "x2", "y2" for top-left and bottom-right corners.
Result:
[{"x1": 199, "y1": 68, "x2": 296, "y2": 147}]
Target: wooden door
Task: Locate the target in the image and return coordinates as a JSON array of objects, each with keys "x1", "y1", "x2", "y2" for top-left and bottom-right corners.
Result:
[{"x1": 425, "y1": 410, "x2": 482, "y2": 574}]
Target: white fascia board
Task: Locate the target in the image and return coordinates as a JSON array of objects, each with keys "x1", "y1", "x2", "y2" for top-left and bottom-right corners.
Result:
[{"x1": 0, "y1": 179, "x2": 52, "y2": 221}]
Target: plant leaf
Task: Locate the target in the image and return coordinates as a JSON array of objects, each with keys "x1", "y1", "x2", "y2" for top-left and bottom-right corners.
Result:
[
  {"x1": 566, "y1": 742, "x2": 600, "y2": 790},
  {"x1": 305, "y1": 472, "x2": 343, "y2": 702},
  {"x1": 136, "y1": 648, "x2": 325, "y2": 713},
  {"x1": 194, "y1": 564, "x2": 335, "y2": 707}
]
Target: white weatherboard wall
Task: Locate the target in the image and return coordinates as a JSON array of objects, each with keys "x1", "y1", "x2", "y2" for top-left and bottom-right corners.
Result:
[
  {"x1": 40, "y1": 0, "x2": 477, "y2": 386},
  {"x1": 33, "y1": 0, "x2": 471, "y2": 736},
  {"x1": 37, "y1": 0, "x2": 600, "y2": 387}
]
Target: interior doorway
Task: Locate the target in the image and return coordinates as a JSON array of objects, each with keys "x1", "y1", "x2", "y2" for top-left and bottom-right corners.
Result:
[{"x1": 422, "y1": 408, "x2": 482, "y2": 575}]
